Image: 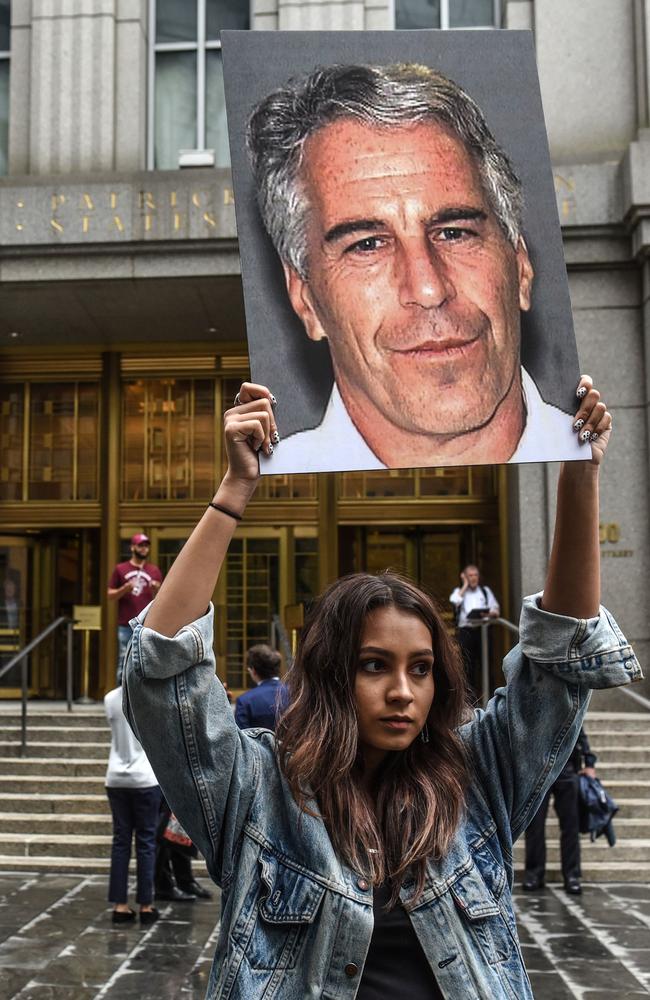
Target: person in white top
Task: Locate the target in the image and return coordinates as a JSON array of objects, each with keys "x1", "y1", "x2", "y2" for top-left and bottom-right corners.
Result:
[
  {"x1": 104, "y1": 686, "x2": 161, "y2": 926},
  {"x1": 449, "y1": 566, "x2": 500, "y2": 700},
  {"x1": 247, "y1": 63, "x2": 589, "y2": 475}
]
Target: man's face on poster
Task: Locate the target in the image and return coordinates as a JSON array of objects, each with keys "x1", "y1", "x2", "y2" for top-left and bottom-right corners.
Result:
[{"x1": 283, "y1": 117, "x2": 534, "y2": 438}]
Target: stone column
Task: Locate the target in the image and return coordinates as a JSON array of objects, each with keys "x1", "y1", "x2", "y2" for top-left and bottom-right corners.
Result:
[{"x1": 11, "y1": 0, "x2": 147, "y2": 175}]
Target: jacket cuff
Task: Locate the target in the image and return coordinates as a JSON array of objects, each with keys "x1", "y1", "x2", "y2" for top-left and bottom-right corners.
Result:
[
  {"x1": 128, "y1": 603, "x2": 214, "y2": 680},
  {"x1": 519, "y1": 593, "x2": 642, "y2": 689}
]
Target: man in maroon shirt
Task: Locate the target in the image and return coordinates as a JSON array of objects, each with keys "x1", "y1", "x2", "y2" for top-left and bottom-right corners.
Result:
[{"x1": 108, "y1": 533, "x2": 162, "y2": 683}]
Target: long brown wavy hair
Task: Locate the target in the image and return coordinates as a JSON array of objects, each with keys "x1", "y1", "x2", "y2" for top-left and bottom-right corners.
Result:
[{"x1": 275, "y1": 572, "x2": 471, "y2": 905}]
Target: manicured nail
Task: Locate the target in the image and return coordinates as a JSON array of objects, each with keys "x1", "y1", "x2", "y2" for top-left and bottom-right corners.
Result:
[
  {"x1": 590, "y1": 432, "x2": 599, "y2": 442},
  {"x1": 268, "y1": 442, "x2": 274, "y2": 454},
  {"x1": 270, "y1": 394, "x2": 277, "y2": 406},
  {"x1": 580, "y1": 429, "x2": 591, "y2": 443},
  {"x1": 573, "y1": 419, "x2": 584, "y2": 431},
  {"x1": 576, "y1": 386, "x2": 587, "y2": 398},
  {"x1": 272, "y1": 431, "x2": 280, "y2": 444}
]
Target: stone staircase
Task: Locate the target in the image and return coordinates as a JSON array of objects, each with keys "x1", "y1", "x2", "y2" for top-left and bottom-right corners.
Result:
[
  {"x1": 0, "y1": 705, "x2": 648, "y2": 880},
  {"x1": 0, "y1": 703, "x2": 113, "y2": 873},
  {"x1": 512, "y1": 711, "x2": 650, "y2": 882}
]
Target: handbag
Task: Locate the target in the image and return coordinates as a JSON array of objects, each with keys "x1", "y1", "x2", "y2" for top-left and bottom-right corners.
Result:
[{"x1": 162, "y1": 813, "x2": 198, "y2": 857}]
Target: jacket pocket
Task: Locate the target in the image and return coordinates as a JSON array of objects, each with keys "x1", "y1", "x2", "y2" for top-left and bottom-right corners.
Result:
[
  {"x1": 233, "y1": 849, "x2": 326, "y2": 971},
  {"x1": 450, "y1": 864, "x2": 512, "y2": 967}
]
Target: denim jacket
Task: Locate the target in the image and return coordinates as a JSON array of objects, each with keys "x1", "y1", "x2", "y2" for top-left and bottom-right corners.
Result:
[{"x1": 124, "y1": 595, "x2": 640, "y2": 1000}]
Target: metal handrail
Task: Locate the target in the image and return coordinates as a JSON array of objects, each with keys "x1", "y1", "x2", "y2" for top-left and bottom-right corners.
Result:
[
  {"x1": 467, "y1": 616, "x2": 650, "y2": 712},
  {"x1": 0, "y1": 616, "x2": 74, "y2": 756}
]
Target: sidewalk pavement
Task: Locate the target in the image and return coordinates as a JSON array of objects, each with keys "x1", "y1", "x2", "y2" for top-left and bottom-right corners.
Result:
[{"x1": 0, "y1": 873, "x2": 648, "y2": 998}]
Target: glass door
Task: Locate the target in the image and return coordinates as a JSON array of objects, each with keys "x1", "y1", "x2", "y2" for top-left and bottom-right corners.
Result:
[{"x1": 0, "y1": 536, "x2": 33, "y2": 696}]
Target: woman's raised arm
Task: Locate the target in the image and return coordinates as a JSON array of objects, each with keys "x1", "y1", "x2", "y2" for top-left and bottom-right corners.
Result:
[
  {"x1": 145, "y1": 382, "x2": 277, "y2": 636},
  {"x1": 541, "y1": 375, "x2": 612, "y2": 619}
]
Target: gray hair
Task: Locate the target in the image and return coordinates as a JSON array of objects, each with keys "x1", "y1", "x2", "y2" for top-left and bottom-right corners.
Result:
[{"x1": 246, "y1": 63, "x2": 524, "y2": 279}]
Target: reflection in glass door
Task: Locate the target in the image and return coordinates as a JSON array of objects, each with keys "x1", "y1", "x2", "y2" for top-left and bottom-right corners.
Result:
[
  {"x1": 226, "y1": 538, "x2": 280, "y2": 693},
  {"x1": 0, "y1": 537, "x2": 32, "y2": 693}
]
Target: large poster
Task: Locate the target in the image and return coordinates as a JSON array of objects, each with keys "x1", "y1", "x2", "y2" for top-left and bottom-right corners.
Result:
[{"x1": 221, "y1": 30, "x2": 585, "y2": 474}]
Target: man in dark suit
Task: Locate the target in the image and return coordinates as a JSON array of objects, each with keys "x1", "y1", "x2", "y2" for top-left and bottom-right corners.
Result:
[
  {"x1": 235, "y1": 644, "x2": 288, "y2": 731},
  {"x1": 522, "y1": 727, "x2": 598, "y2": 895}
]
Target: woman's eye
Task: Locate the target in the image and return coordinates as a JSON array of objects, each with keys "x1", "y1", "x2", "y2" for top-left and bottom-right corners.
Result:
[
  {"x1": 359, "y1": 659, "x2": 384, "y2": 673},
  {"x1": 411, "y1": 662, "x2": 432, "y2": 676}
]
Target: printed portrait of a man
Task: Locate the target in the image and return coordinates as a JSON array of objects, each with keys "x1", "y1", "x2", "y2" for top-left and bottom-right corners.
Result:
[{"x1": 222, "y1": 32, "x2": 584, "y2": 474}]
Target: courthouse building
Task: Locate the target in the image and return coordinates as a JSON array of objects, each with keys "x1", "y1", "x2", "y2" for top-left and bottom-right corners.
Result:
[{"x1": 0, "y1": 0, "x2": 648, "y2": 699}]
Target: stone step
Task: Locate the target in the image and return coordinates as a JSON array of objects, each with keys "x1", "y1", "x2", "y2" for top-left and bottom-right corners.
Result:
[
  {"x1": 589, "y1": 763, "x2": 650, "y2": 780},
  {"x1": 0, "y1": 757, "x2": 105, "y2": 776},
  {"x1": 0, "y1": 741, "x2": 109, "y2": 759},
  {"x1": 587, "y1": 779, "x2": 650, "y2": 798},
  {"x1": 0, "y1": 791, "x2": 108, "y2": 814},
  {"x1": 515, "y1": 862, "x2": 650, "y2": 883},
  {"x1": 0, "y1": 854, "x2": 111, "y2": 874},
  {"x1": 0, "y1": 711, "x2": 106, "y2": 727},
  {"x1": 584, "y1": 714, "x2": 650, "y2": 734},
  {"x1": 588, "y1": 747, "x2": 650, "y2": 762},
  {"x1": 543, "y1": 816, "x2": 650, "y2": 837},
  {"x1": 513, "y1": 838, "x2": 650, "y2": 863},
  {"x1": 601, "y1": 797, "x2": 650, "y2": 817},
  {"x1": 581, "y1": 731, "x2": 650, "y2": 749},
  {"x1": 1, "y1": 725, "x2": 110, "y2": 743},
  {"x1": 0, "y1": 775, "x2": 105, "y2": 794},
  {"x1": 0, "y1": 812, "x2": 111, "y2": 834},
  {"x1": 0, "y1": 832, "x2": 112, "y2": 858}
]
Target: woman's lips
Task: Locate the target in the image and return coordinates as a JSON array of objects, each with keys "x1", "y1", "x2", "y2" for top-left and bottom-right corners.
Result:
[{"x1": 380, "y1": 718, "x2": 414, "y2": 731}]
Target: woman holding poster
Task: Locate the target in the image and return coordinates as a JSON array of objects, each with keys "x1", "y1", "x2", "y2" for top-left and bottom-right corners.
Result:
[{"x1": 123, "y1": 377, "x2": 640, "y2": 1000}]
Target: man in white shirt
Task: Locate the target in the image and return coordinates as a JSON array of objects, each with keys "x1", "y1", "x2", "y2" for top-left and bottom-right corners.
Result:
[
  {"x1": 247, "y1": 63, "x2": 587, "y2": 474},
  {"x1": 449, "y1": 566, "x2": 500, "y2": 700}
]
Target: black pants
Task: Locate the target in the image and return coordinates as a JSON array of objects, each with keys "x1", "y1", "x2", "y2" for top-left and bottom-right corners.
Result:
[
  {"x1": 106, "y1": 785, "x2": 162, "y2": 904},
  {"x1": 155, "y1": 798, "x2": 195, "y2": 893},
  {"x1": 525, "y1": 766, "x2": 581, "y2": 883},
  {"x1": 457, "y1": 627, "x2": 484, "y2": 700}
]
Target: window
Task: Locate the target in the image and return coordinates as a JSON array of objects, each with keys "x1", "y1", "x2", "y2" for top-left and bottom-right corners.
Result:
[
  {"x1": 148, "y1": 0, "x2": 249, "y2": 170},
  {"x1": 0, "y1": 1, "x2": 10, "y2": 176},
  {"x1": 122, "y1": 377, "x2": 217, "y2": 501},
  {"x1": 0, "y1": 382, "x2": 100, "y2": 502},
  {"x1": 395, "y1": 0, "x2": 499, "y2": 29}
]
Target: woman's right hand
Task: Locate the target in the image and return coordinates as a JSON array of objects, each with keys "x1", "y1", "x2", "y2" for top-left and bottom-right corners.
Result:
[{"x1": 223, "y1": 382, "x2": 278, "y2": 483}]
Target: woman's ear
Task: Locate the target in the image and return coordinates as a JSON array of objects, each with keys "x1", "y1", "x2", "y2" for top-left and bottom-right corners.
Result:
[{"x1": 283, "y1": 263, "x2": 329, "y2": 342}]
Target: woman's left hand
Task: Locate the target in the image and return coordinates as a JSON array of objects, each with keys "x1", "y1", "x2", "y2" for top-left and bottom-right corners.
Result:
[{"x1": 572, "y1": 375, "x2": 612, "y2": 466}]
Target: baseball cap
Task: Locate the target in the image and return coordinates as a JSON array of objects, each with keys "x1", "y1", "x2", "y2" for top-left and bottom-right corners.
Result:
[{"x1": 130, "y1": 533, "x2": 150, "y2": 546}]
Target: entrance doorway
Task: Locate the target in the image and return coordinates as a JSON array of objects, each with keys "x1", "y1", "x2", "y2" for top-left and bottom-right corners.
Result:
[{"x1": 0, "y1": 531, "x2": 100, "y2": 699}]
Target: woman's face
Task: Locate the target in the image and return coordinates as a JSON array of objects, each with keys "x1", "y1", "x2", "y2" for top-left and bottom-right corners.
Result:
[{"x1": 354, "y1": 605, "x2": 435, "y2": 768}]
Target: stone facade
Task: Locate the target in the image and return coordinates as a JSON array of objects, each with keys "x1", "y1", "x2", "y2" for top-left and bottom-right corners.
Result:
[{"x1": 2, "y1": 0, "x2": 649, "y2": 693}]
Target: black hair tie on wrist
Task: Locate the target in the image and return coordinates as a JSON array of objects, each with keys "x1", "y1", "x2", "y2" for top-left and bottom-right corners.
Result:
[{"x1": 208, "y1": 501, "x2": 243, "y2": 522}]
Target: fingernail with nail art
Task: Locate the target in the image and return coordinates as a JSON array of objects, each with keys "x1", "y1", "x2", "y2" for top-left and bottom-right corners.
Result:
[
  {"x1": 580, "y1": 429, "x2": 591, "y2": 443},
  {"x1": 590, "y1": 432, "x2": 599, "y2": 442},
  {"x1": 272, "y1": 431, "x2": 280, "y2": 444},
  {"x1": 576, "y1": 386, "x2": 587, "y2": 398},
  {"x1": 573, "y1": 419, "x2": 584, "y2": 431},
  {"x1": 270, "y1": 394, "x2": 277, "y2": 406},
  {"x1": 268, "y1": 442, "x2": 274, "y2": 454}
]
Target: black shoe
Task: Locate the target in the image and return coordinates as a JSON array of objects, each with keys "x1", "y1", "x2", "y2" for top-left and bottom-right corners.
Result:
[
  {"x1": 140, "y1": 907, "x2": 160, "y2": 926},
  {"x1": 112, "y1": 908, "x2": 136, "y2": 924},
  {"x1": 155, "y1": 886, "x2": 196, "y2": 902},
  {"x1": 178, "y1": 880, "x2": 213, "y2": 900},
  {"x1": 522, "y1": 876, "x2": 544, "y2": 891},
  {"x1": 564, "y1": 879, "x2": 582, "y2": 895}
]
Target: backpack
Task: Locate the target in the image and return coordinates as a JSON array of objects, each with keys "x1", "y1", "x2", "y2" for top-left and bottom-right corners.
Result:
[{"x1": 578, "y1": 774, "x2": 618, "y2": 846}]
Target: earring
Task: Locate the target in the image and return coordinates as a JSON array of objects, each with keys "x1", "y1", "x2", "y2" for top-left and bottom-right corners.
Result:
[{"x1": 420, "y1": 723, "x2": 430, "y2": 744}]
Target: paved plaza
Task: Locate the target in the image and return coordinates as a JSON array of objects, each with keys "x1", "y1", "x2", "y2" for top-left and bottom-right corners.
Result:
[{"x1": 0, "y1": 873, "x2": 648, "y2": 998}]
